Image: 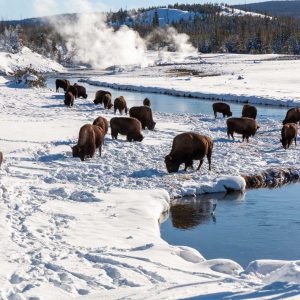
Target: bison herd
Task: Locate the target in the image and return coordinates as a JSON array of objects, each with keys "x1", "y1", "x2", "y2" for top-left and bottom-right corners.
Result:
[{"x1": 53, "y1": 79, "x2": 300, "y2": 174}]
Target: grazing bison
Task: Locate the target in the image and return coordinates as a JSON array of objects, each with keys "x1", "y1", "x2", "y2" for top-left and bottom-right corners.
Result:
[
  {"x1": 129, "y1": 106, "x2": 156, "y2": 130},
  {"x1": 281, "y1": 123, "x2": 298, "y2": 149},
  {"x1": 94, "y1": 90, "x2": 112, "y2": 105},
  {"x1": 0, "y1": 151, "x2": 3, "y2": 167},
  {"x1": 93, "y1": 116, "x2": 109, "y2": 135},
  {"x1": 165, "y1": 132, "x2": 213, "y2": 173},
  {"x1": 114, "y1": 96, "x2": 128, "y2": 114},
  {"x1": 282, "y1": 108, "x2": 300, "y2": 125},
  {"x1": 143, "y1": 98, "x2": 151, "y2": 107},
  {"x1": 212, "y1": 102, "x2": 232, "y2": 118},
  {"x1": 66, "y1": 85, "x2": 78, "y2": 99},
  {"x1": 56, "y1": 79, "x2": 70, "y2": 92},
  {"x1": 74, "y1": 83, "x2": 88, "y2": 99},
  {"x1": 64, "y1": 92, "x2": 74, "y2": 107},
  {"x1": 242, "y1": 104, "x2": 257, "y2": 120},
  {"x1": 227, "y1": 117, "x2": 260, "y2": 142},
  {"x1": 103, "y1": 94, "x2": 113, "y2": 109},
  {"x1": 72, "y1": 124, "x2": 104, "y2": 161},
  {"x1": 110, "y1": 117, "x2": 144, "y2": 142}
]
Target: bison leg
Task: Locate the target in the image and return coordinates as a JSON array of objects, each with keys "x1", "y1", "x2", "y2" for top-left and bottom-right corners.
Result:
[
  {"x1": 114, "y1": 107, "x2": 117, "y2": 114},
  {"x1": 207, "y1": 151, "x2": 212, "y2": 171},
  {"x1": 214, "y1": 111, "x2": 217, "y2": 118},
  {"x1": 223, "y1": 113, "x2": 226, "y2": 118},
  {"x1": 99, "y1": 145, "x2": 102, "y2": 157},
  {"x1": 197, "y1": 159, "x2": 204, "y2": 171},
  {"x1": 295, "y1": 137, "x2": 297, "y2": 146}
]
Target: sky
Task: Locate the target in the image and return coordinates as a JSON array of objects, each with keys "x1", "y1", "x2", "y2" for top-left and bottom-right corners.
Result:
[{"x1": 0, "y1": 0, "x2": 268, "y2": 20}]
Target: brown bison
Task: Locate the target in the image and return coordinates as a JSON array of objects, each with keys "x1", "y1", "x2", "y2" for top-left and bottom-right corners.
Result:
[
  {"x1": 110, "y1": 117, "x2": 144, "y2": 142},
  {"x1": 114, "y1": 96, "x2": 128, "y2": 114},
  {"x1": 56, "y1": 79, "x2": 70, "y2": 92},
  {"x1": 242, "y1": 104, "x2": 257, "y2": 120},
  {"x1": 64, "y1": 92, "x2": 74, "y2": 107},
  {"x1": 66, "y1": 85, "x2": 78, "y2": 99},
  {"x1": 74, "y1": 83, "x2": 88, "y2": 99},
  {"x1": 143, "y1": 98, "x2": 151, "y2": 107},
  {"x1": 0, "y1": 151, "x2": 3, "y2": 167},
  {"x1": 281, "y1": 123, "x2": 298, "y2": 149},
  {"x1": 94, "y1": 90, "x2": 112, "y2": 105},
  {"x1": 72, "y1": 124, "x2": 105, "y2": 161},
  {"x1": 212, "y1": 102, "x2": 232, "y2": 118},
  {"x1": 227, "y1": 117, "x2": 260, "y2": 142},
  {"x1": 165, "y1": 132, "x2": 213, "y2": 173},
  {"x1": 93, "y1": 116, "x2": 109, "y2": 135},
  {"x1": 129, "y1": 106, "x2": 156, "y2": 130},
  {"x1": 282, "y1": 108, "x2": 300, "y2": 125},
  {"x1": 103, "y1": 94, "x2": 113, "y2": 109}
]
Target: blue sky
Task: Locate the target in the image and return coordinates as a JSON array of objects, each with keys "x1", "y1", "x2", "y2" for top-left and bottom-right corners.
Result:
[{"x1": 0, "y1": 0, "x2": 266, "y2": 20}]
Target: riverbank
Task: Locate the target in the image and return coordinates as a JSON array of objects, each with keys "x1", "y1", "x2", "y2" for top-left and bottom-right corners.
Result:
[{"x1": 83, "y1": 52, "x2": 300, "y2": 107}]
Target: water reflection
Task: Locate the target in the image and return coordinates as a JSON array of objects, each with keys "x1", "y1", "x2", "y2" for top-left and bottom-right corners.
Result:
[{"x1": 170, "y1": 192, "x2": 244, "y2": 230}]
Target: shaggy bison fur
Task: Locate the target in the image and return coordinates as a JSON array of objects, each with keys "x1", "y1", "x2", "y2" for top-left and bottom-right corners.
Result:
[
  {"x1": 64, "y1": 91, "x2": 74, "y2": 107},
  {"x1": 143, "y1": 98, "x2": 151, "y2": 107},
  {"x1": 56, "y1": 79, "x2": 70, "y2": 92},
  {"x1": 227, "y1": 117, "x2": 260, "y2": 142},
  {"x1": 165, "y1": 132, "x2": 213, "y2": 173},
  {"x1": 93, "y1": 116, "x2": 109, "y2": 135},
  {"x1": 66, "y1": 85, "x2": 78, "y2": 99},
  {"x1": 74, "y1": 83, "x2": 88, "y2": 99},
  {"x1": 114, "y1": 96, "x2": 128, "y2": 114},
  {"x1": 72, "y1": 124, "x2": 104, "y2": 161},
  {"x1": 129, "y1": 106, "x2": 156, "y2": 130},
  {"x1": 110, "y1": 117, "x2": 144, "y2": 142},
  {"x1": 94, "y1": 90, "x2": 112, "y2": 105},
  {"x1": 281, "y1": 123, "x2": 298, "y2": 149},
  {"x1": 282, "y1": 108, "x2": 300, "y2": 125},
  {"x1": 242, "y1": 104, "x2": 257, "y2": 119},
  {"x1": 212, "y1": 102, "x2": 232, "y2": 118}
]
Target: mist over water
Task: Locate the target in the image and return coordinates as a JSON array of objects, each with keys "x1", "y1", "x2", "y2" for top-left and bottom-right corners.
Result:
[{"x1": 34, "y1": 0, "x2": 197, "y2": 69}]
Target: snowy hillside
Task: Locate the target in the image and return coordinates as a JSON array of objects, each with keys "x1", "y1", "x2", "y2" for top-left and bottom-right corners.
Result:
[
  {"x1": 115, "y1": 5, "x2": 268, "y2": 27},
  {"x1": 0, "y1": 47, "x2": 64, "y2": 74}
]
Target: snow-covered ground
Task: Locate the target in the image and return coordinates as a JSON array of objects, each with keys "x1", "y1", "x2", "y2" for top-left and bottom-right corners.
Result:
[
  {"x1": 84, "y1": 52, "x2": 300, "y2": 107},
  {"x1": 0, "y1": 47, "x2": 64, "y2": 74},
  {"x1": 0, "y1": 66, "x2": 300, "y2": 298}
]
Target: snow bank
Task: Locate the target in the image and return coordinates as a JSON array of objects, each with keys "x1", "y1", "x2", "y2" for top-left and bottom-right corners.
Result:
[
  {"x1": 0, "y1": 47, "x2": 64, "y2": 74},
  {"x1": 84, "y1": 52, "x2": 300, "y2": 107}
]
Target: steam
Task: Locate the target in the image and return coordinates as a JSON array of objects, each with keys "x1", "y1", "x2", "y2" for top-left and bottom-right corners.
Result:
[{"x1": 34, "y1": 0, "x2": 197, "y2": 69}]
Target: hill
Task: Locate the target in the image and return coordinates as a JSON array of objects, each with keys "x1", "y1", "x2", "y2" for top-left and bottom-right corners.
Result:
[{"x1": 234, "y1": 1, "x2": 300, "y2": 18}]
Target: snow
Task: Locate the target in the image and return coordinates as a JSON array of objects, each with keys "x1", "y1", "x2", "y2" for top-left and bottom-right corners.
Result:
[
  {"x1": 0, "y1": 53, "x2": 300, "y2": 298},
  {"x1": 116, "y1": 6, "x2": 268, "y2": 27},
  {"x1": 84, "y1": 52, "x2": 300, "y2": 107},
  {"x1": 0, "y1": 47, "x2": 64, "y2": 74}
]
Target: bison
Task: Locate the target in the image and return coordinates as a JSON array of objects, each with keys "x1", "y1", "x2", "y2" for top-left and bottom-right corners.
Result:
[
  {"x1": 72, "y1": 124, "x2": 104, "y2": 161},
  {"x1": 74, "y1": 83, "x2": 88, "y2": 99},
  {"x1": 0, "y1": 151, "x2": 3, "y2": 167},
  {"x1": 110, "y1": 117, "x2": 144, "y2": 142},
  {"x1": 129, "y1": 106, "x2": 156, "y2": 130},
  {"x1": 56, "y1": 79, "x2": 70, "y2": 92},
  {"x1": 93, "y1": 116, "x2": 109, "y2": 135},
  {"x1": 66, "y1": 85, "x2": 78, "y2": 99},
  {"x1": 114, "y1": 96, "x2": 128, "y2": 114},
  {"x1": 94, "y1": 90, "x2": 112, "y2": 105},
  {"x1": 64, "y1": 91, "x2": 74, "y2": 107},
  {"x1": 242, "y1": 104, "x2": 257, "y2": 120},
  {"x1": 212, "y1": 102, "x2": 232, "y2": 118},
  {"x1": 227, "y1": 117, "x2": 260, "y2": 142},
  {"x1": 282, "y1": 108, "x2": 300, "y2": 125},
  {"x1": 281, "y1": 123, "x2": 298, "y2": 149},
  {"x1": 165, "y1": 132, "x2": 213, "y2": 173},
  {"x1": 143, "y1": 97, "x2": 151, "y2": 107}
]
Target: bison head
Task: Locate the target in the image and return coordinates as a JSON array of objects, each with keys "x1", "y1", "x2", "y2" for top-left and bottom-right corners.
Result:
[
  {"x1": 165, "y1": 155, "x2": 180, "y2": 173},
  {"x1": 94, "y1": 98, "x2": 101, "y2": 105},
  {"x1": 71, "y1": 146, "x2": 85, "y2": 161},
  {"x1": 148, "y1": 121, "x2": 156, "y2": 130},
  {"x1": 280, "y1": 138, "x2": 288, "y2": 149},
  {"x1": 228, "y1": 111, "x2": 233, "y2": 117},
  {"x1": 134, "y1": 133, "x2": 144, "y2": 142}
]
